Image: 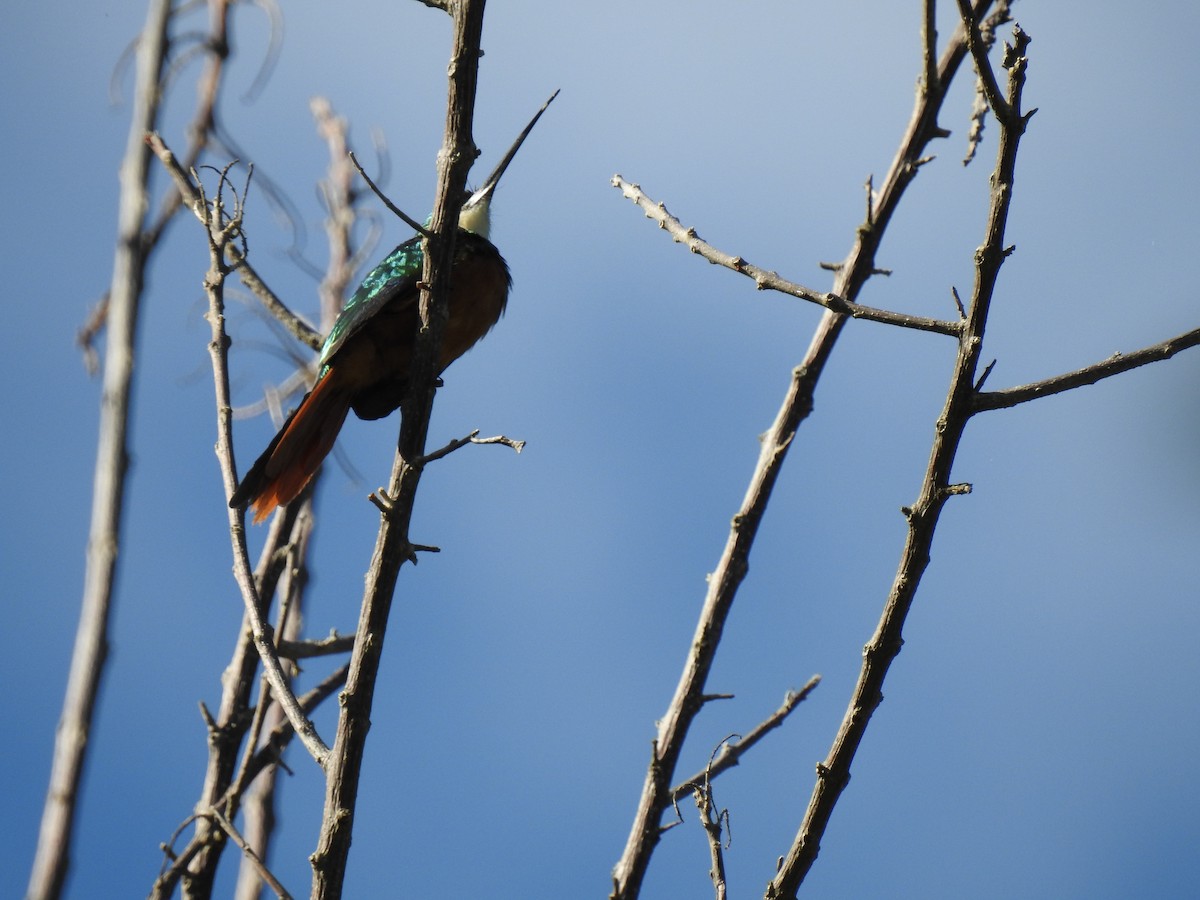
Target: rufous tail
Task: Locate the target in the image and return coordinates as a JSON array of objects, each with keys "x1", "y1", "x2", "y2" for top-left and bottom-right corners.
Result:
[{"x1": 229, "y1": 367, "x2": 352, "y2": 524}]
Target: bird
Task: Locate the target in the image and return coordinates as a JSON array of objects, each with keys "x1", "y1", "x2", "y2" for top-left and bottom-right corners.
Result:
[{"x1": 230, "y1": 94, "x2": 556, "y2": 524}]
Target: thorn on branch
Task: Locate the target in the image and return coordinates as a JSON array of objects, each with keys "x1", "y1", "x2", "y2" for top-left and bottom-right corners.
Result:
[
  {"x1": 974, "y1": 358, "x2": 997, "y2": 391},
  {"x1": 199, "y1": 702, "x2": 218, "y2": 734},
  {"x1": 951, "y1": 285, "x2": 966, "y2": 319}
]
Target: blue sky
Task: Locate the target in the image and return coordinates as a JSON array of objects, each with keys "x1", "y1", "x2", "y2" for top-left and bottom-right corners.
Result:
[{"x1": 4, "y1": 1, "x2": 1199, "y2": 898}]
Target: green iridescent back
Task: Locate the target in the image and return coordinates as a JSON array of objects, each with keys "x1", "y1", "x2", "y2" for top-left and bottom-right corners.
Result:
[{"x1": 318, "y1": 235, "x2": 424, "y2": 371}]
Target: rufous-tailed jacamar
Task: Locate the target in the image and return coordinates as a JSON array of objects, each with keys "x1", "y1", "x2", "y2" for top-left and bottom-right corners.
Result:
[{"x1": 230, "y1": 94, "x2": 556, "y2": 523}]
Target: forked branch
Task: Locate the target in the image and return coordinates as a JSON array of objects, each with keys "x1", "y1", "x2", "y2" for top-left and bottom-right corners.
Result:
[
  {"x1": 766, "y1": 24, "x2": 1034, "y2": 897},
  {"x1": 610, "y1": 5, "x2": 999, "y2": 897}
]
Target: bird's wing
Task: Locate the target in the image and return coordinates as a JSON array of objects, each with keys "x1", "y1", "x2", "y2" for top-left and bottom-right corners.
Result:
[{"x1": 318, "y1": 235, "x2": 423, "y2": 368}]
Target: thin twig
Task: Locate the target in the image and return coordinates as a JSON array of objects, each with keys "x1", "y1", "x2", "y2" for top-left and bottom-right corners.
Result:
[
  {"x1": 313, "y1": 97, "x2": 368, "y2": 327},
  {"x1": 158, "y1": 500, "x2": 300, "y2": 898},
  {"x1": 171, "y1": 155, "x2": 330, "y2": 768},
  {"x1": 670, "y1": 677, "x2": 821, "y2": 802},
  {"x1": 954, "y1": 0, "x2": 1011, "y2": 122},
  {"x1": 419, "y1": 429, "x2": 526, "y2": 465},
  {"x1": 972, "y1": 325, "x2": 1200, "y2": 411},
  {"x1": 230, "y1": 247, "x2": 324, "y2": 351},
  {"x1": 349, "y1": 149, "x2": 434, "y2": 238},
  {"x1": 277, "y1": 632, "x2": 356, "y2": 659},
  {"x1": 693, "y1": 738, "x2": 736, "y2": 900},
  {"x1": 209, "y1": 807, "x2": 294, "y2": 899},
  {"x1": 148, "y1": 132, "x2": 323, "y2": 351},
  {"x1": 231, "y1": 506, "x2": 313, "y2": 899},
  {"x1": 610, "y1": 178, "x2": 961, "y2": 338}
]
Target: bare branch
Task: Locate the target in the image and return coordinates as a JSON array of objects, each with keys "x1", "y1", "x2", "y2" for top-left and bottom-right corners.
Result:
[
  {"x1": 310, "y1": 2, "x2": 490, "y2": 894},
  {"x1": 954, "y1": 0, "x2": 1011, "y2": 122},
  {"x1": 671, "y1": 677, "x2": 821, "y2": 801},
  {"x1": 610, "y1": 177, "x2": 961, "y2": 338},
  {"x1": 611, "y1": 5, "x2": 1000, "y2": 897},
  {"x1": 27, "y1": 3, "x2": 172, "y2": 896},
  {"x1": 147, "y1": 132, "x2": 323, "y2": 351},
  {"x1": 973, "y1": 325, "x2": 1200, "y2": 411},
  {"x1": 768, "y1": 24, "x2": 1034, "y2": 898},
  {"x1": 208, "y1": 807, "x2": 294, "y2": 900},
  {"x1": 693, "y1": 740, "x2": 736, "y2": 900},
  {"x1": 158, "y1": 153, "x2": 330, "y2": 770},
  {"x1": 277, "y1": 632, "x2": 356, "y2": 659},
  {"x1": 419, "y1": 429, "x2": 526, "y2": 465},
  {"x1": 152, "y1": 660, "x2": 349, "y2": 899}
]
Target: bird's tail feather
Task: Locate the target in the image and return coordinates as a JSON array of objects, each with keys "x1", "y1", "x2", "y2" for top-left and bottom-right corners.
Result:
[{"x1": 230, "y1": 368, "x2": 352, "y2": 524}]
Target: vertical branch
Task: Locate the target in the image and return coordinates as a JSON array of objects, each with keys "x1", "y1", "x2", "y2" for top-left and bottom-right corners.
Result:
[
  {"x1": 233, "y1": 512, "x2": 313, "y2": 900},
  {"x1": 179, "y1": 505, "x2": 304, "y2": 900},
  {"x1": 766, "y1": 25, "x2": 1033, "y2": 899},
  {"x1": 166, "y1": 158, "x2": 328, "y2": 900},
  {"x1": 309, "y1": 1, "x2": 487, "y2": 896},
  {"x1": 26, "y1": 2, "x2": 172, "y2": 897},
  {"x1": 147, "y1": 138, "x2": 330, "y2": 773},
  {"x1": 921, "y1": 0, "x2": 938, "y2": 97},
  {"x1": 142, "y1": 0, "x2": 233, "y2": 249},
  {"x1": 610, "y1": 4, "x2": 996, "y2": 898},
  {"x1": 231, "y1": 98, "x2": 362, "y2": 899}
]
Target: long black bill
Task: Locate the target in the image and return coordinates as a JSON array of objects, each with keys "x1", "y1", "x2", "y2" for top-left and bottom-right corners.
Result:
[{"x1": 466, "y1": 89, "x2": 560, "y2": 207}]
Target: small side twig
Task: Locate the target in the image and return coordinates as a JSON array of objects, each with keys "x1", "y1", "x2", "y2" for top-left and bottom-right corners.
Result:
[
  {"x1": 671, "y1": 677, "x2": 820, "y2": 801},
  {"x1": 277, "y1": 631, "x2": 356, "y2": 659},
  {"x1": 419, "y1": 429, "x2": 526, "y2": 465},
  {"x1": 208, "y1": 807, "x2": 293, "y2": 899},
  {"x1": 694, "y1": 737, "x2": 737, "y2": 900},
  {"x1": 972, "y1": 326, "x2": 1200, "y2": 411},
  {"x1": 147, "y1": 132, "x2": 322, "y2": 351},
  {"x1": 954, "y1": 0, "x2": 1011, "y2": 122},
  {"x1": 349, "y1": 149, "x2": 434, "y2": 238},
  {"x1": 610, "y1": 177, "x2": 960, "y2": 338}
]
